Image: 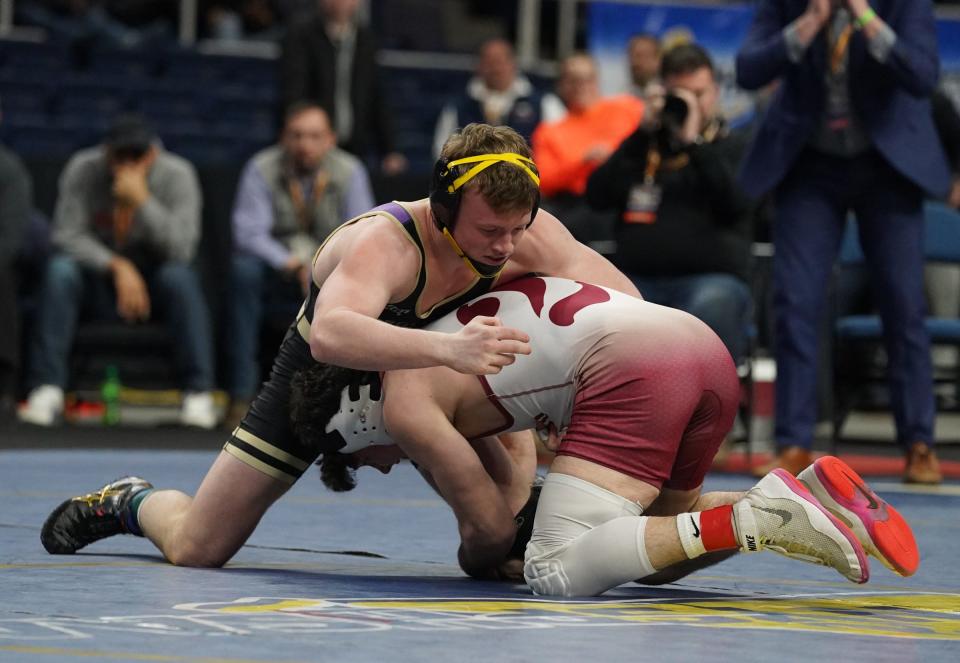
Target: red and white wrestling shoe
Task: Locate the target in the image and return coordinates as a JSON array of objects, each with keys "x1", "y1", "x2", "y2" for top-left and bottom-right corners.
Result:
[
  {"x1": 798, "y1": 456, "x2": 919, "y2": 577},
  {"x1": 735, "y1": 469, "x2": 869, "y2": 584}
]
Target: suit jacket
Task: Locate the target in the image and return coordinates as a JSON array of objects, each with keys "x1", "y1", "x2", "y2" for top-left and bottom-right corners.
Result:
[
  {"x1": 281, "y1": 13, "x2": 396, "y2": 158},
  {"x1": 736, "y1": 0, "x2": 949, "y2": 199}
]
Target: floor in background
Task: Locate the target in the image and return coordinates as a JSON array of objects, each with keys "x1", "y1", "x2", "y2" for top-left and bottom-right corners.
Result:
[{"x1": 1, "y1": 442, "x2": 958, "y2": 662}]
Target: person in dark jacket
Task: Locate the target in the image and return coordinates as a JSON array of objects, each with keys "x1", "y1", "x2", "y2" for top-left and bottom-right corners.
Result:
[
  {"x1": 587, "y1": 43, "x2": 754, "y2": 367},
  {"x1": 280, "y1": 0, "x2": 407, "y2": 174}
]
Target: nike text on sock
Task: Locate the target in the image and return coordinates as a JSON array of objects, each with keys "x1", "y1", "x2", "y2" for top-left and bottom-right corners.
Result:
[
  {"x1": 732, "y1": 499, "x2": 761, "y2": 552},
  {"x1": 676, "y1": 504, "x2": 737, "y2": 559}
]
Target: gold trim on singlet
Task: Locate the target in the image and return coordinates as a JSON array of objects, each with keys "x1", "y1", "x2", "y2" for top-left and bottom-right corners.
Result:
[
  {"x1": 397, "y1": 203, "x2": 481, "y2": 321},
  {"x1": 297, "y1": 201, "x2": 425, "y2": 341},
  {"x1": 223, "y1": 443, "x2": 297, "y2": 485},
  {"x1": 231, "y1": 426, "x2": 311, "y2": 472},
  {"x1": 413, "y1": 265, "x2": 481, "y2": 320},
  {"x1": 297, "y1": 312, "x2": 311, "y2": 342}
]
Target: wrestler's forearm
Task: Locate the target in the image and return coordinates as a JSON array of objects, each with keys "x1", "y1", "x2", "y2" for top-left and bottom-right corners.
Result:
[
  {"x1": 475, "y1": 434, "x2": 535, "y2": 515},
  {"x1": 415, "y1": 438, "x2": 532, "y2": 530},
  {"x1": 310, "y1": 309, "x2": 448, "y2": 370}
]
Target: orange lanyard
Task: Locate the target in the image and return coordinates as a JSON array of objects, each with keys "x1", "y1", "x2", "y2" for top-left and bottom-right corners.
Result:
[
  {"x1": 644, "y1": 147, "x2": 661, "y2": 184},
  {"x1": 288, "y1": 170, "x2": 330, "y2": 231},
  {"x1": 829, "y1": 21, "x2": 854, "y2": 74}
]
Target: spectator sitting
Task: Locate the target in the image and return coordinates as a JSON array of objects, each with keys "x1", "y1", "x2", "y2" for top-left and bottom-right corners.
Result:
[
  {"x1": 531, "y1": 53, "x2": 644, "y2": 245},
  {"x1": 281, "y1": 0, "x2": 408, "y2": 175},
  {"x1": 432, "y1": 38, "x2": 565, "y2": 157},
  {"x1": 224, "y1": 102, "x2": 374, "y2": 430},
  {"x1": 0, "y1": 111, "x2": 33, "y2": 423},
  {"x1": 18, "y1": 114, "x2": 218, "y2": 429},
  {"x1": 586, "y1": 43, "x2": 754, "y2": 370}
]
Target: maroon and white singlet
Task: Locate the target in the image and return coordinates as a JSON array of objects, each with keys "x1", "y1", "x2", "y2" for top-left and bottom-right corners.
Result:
[{"x1": 429, "y1": 276, "x2": 739, "y2": 490}]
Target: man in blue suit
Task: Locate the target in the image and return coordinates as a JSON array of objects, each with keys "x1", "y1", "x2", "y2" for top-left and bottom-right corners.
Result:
[{"x1": 736, "y1": 0, "x2": 949, "y2": 483}]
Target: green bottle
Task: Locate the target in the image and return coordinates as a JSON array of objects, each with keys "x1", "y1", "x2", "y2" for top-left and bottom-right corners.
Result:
[{"x1": 102, "y1": 364, "x2": 121, "y2": 426}]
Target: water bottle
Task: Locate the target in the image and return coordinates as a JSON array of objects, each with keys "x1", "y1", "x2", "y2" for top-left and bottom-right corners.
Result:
[{"x1": 102, "y1": 364, "x2": 121, "y2": 426}]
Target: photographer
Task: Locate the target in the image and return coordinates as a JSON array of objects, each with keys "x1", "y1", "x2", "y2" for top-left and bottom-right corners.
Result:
[{"x1": 586, "y1": 43, "x2": 753, "y2": 368}]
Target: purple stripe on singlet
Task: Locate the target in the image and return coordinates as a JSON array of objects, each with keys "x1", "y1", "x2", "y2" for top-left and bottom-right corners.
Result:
[{"x1": 373, "y1": 201, "x2": 413, "y2": 225}]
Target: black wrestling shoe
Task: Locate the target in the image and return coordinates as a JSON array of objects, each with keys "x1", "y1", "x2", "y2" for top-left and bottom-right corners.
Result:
[
  {"x1": 509, "y1": 476, "x2": 544, "y2": 560},
  {"x1": 41, "y1": 476, "x2": 153, "y2": 554}
]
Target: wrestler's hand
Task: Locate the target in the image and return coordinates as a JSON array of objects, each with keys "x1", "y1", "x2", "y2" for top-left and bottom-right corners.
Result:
[
  {"x1": 492, "y1": 558, "x2": 525, "y2": 582},
  {"x1": 445, "y1": 316, "x2": 531, "y2": 375},
  {"x1": 110, "y1": 256, "x2": 151, "y2": 322}
]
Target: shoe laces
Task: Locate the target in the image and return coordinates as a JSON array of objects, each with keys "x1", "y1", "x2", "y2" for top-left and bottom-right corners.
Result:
[{"x1": 72, "y1": 486, "x2": 115, "y2": 507}]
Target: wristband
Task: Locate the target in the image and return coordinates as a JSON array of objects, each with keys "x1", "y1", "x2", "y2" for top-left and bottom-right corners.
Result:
[{"x1": 855, "y1": 7, "x2": 877, "y2": 30}]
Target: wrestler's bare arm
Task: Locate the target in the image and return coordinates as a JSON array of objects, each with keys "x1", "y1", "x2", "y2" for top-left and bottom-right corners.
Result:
[
  {"x1": 509, "y1": 211, "x2": 641, "y2": 298},
  {"x1": 309, "y1": 219, "x2": 530, "y2": 373},
  {"x1": 384, "y1": 370, "x2": 518, "y2": 576},
  {"x1": 413, "y1": 435, "x2": 532, "y2": 517}
]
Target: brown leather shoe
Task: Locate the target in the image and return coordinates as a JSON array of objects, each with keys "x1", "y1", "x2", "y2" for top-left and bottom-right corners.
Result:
[
  {"x1": 751, "y1": 445, "x2": 812, "y2": 478},
  {"x1": 903, "y1": 442, "x2": 942, "y2": 485}
]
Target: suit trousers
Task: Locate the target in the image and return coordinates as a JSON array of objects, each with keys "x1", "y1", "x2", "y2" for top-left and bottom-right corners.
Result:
[{"x1": 772, "y1": 148, "x2": 934, "y2": 450}]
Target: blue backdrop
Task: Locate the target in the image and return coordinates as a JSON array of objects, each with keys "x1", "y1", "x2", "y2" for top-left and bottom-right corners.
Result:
[{"x1": 587, "y1": 2, "x2": 960, "y2": 124}]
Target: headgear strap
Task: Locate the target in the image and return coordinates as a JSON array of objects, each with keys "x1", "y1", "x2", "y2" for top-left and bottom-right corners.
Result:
[
  {"x1": 445, "y1": 153, "x2": 540, "y2": 194},
  {"x1": 429, "y1": 151, "x2": 541, "y2": 279}
]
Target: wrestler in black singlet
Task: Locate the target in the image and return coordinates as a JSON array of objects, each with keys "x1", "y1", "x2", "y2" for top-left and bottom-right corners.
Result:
[{"x1": 222, "y1": 202, "x2": 494, "y2": 485}]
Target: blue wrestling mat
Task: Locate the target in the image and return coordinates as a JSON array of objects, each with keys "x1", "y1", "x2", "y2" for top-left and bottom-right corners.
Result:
[{"x1": 2, "y1": 449, "x2": 958, "y2": 662}]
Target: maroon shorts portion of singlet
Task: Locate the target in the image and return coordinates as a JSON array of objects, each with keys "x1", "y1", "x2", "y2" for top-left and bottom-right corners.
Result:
[{"x1": 557, "y1": 317, "x2": 739, "y2": 491}]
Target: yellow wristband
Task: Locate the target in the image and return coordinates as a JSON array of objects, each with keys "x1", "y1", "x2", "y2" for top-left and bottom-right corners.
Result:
[{"x1": 855, "y1": 7, "x2": 877, "y2": 30}]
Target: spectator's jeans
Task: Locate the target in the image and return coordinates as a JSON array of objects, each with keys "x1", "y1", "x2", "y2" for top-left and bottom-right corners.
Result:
[
  {"x1": 628, "y1": 272, "x2": 752, "y2": 366},
  {"x1": 227, "y1": 254, "x2": 306, "y2": 400},
  {"x1": 26, "y1": 255, "x2": 215, "y2": 392}
]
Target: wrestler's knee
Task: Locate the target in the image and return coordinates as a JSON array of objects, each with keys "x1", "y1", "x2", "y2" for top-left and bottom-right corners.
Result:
[
  {"x1": 165, "y1": 535, "x2": 239, "y2": 568},
  {"x1": 523, "y1": 541, "x2": 573, "y2": 597}
]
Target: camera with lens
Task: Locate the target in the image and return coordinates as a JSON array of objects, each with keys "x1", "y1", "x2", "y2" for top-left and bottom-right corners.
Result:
[{"x1": 655, "y1": 93, "x2": 690, "y2": 155}]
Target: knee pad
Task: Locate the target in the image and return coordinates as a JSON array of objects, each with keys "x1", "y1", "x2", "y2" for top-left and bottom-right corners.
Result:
[{"x1": 523, "y1": 473, "x2": 655, "y2": 597}]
